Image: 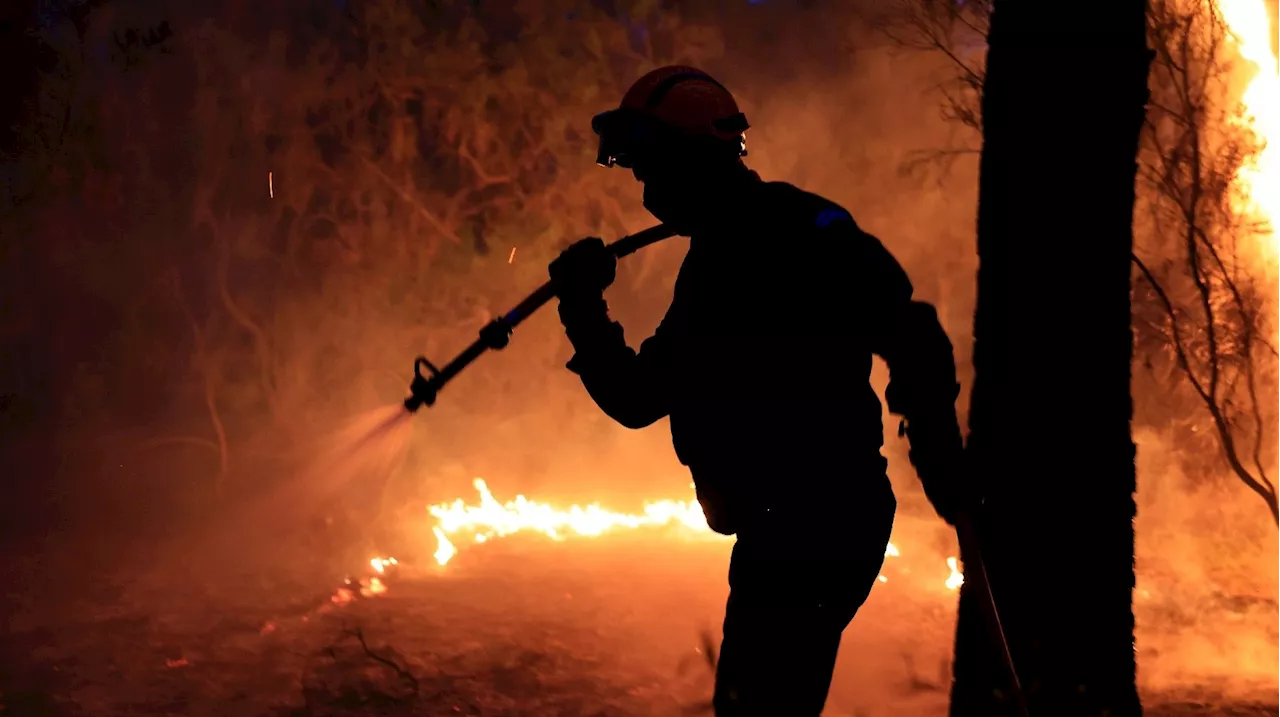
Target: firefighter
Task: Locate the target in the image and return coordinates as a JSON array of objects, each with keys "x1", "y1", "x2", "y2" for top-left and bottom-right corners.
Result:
[{"x1": 548, "y1": 66, "x2": 965, "y2": 716}]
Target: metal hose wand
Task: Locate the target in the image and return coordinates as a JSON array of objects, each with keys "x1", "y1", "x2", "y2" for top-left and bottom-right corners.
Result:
[{"x1": 404, "y1": 224, "x2": 679, "y2": 412}]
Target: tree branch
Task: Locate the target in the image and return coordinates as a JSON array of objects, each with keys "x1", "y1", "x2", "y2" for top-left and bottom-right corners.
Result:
[
  {"x1": 361, "y1": 157, "x2": 464, "y2": 245},
  {"x1": 214, "y1": 229, "x2": 280, "y2": 418},
  {"x1": 1134, "y1": 255, "x2": 1277, "y2": 523},
  {"x1": 169, "y1": 270, "x2": 230, "y2": 497}
]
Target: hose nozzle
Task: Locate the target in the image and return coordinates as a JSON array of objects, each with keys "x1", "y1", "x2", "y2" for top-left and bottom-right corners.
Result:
[{"x1": 404, "y1": 356, "x2": 441, "y2": 413}]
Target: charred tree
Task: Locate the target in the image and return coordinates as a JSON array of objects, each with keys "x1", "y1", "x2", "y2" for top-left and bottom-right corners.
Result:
[{"x1": 952, "y1": 3, "x2": 1152, "y2": 716}]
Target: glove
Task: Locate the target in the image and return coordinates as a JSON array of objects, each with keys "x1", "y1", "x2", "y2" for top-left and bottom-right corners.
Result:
[
  {"x1": 903, "y1": 414, "x2": 968, "y2": 526},
  {"x1": 549, "y1": 237, "x2": 616, "y2": 299},
  {"x1": 550, "y1": 238, "x2": 623, "y2": 361}
]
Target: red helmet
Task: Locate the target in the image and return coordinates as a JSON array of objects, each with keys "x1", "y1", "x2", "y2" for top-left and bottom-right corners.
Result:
[{"x1": 592, "y1": 66, "x2": 750, "y2": 169}]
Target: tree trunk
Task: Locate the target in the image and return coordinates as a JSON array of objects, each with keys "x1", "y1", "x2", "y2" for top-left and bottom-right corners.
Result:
[{"x1": 951, "y1": 3, "x2": 1152, "y2": 716}]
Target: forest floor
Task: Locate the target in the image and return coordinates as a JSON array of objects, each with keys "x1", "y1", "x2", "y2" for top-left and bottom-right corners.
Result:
[{"x1": 2, "y1": 522, "x2": 1276, "y2": 717}]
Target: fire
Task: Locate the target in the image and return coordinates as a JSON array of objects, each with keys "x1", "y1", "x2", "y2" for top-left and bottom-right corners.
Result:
[
  {"x1": 946, "y1": 556, "x2": 965, "y2": 591},
  {"x1": 428, "y1": 478, "x2": 712, "y2": 544},
  {"x1": 422, "y1": 478, "x2": 963, "y2": 590},
  {"x1": 362, "y1": 576, "x2": 387, "y2": 597},
  {"x1": 1218, "y1": 0, "x2": 1280, "y2": 254},
  {"x1": 327, "y1": 555, "x2": 398, "y2": 606},
  {"x1": 1216, "y1": 0, "x2": 1280, "y2": 473},
  {"x1": 432, "y1": 526, "x2": 457, "y2": 566}
]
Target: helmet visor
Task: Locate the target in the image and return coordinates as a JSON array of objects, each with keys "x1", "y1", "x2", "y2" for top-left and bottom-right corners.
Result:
[{"x1": 591, "y1": 108, "x2": 680, "y2": 169}]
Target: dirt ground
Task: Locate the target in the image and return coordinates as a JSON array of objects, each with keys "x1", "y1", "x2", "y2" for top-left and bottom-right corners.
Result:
[{"x1": 1, "y1": 522, "x2": 1276, "y2": 717}]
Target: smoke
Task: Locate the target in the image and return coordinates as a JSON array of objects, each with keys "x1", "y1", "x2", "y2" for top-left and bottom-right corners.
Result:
[{"x1": 1133, "y1": 426, "x2": 1279, "y2": 694}]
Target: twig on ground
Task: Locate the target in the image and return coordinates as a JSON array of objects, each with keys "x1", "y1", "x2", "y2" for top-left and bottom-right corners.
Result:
[
  {"x1": 342, "y1": 626, "x2": 420, "y2": 696},
  {"x1": 293, "y1": 624, "x2": 422, "y2": 714}
]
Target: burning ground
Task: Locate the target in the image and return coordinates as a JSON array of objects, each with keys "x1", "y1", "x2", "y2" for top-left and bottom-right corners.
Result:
[{"x1": 2, "y1": 456, "x2": 1275, "y2": 717}]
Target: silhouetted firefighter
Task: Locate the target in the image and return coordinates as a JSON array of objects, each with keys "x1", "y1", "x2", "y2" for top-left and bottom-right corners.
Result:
[{"x1": 547, "y1": 66, "x2": 966, "y2": 716}]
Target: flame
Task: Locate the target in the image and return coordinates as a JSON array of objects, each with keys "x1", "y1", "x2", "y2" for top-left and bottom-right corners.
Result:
[
  {"x1": 360, "y1": 576, "x2": 387, "y2": 597},
  {"x1": 429, "y1": 478, "x2": 711, "y2": 542},
  {"x1": 422, "y1": 478, "x2": 961, "y2": 589},
  {"x1": 1218, "y1": 0, "x2": 1280, "y2": 255},
  {"x1": 1216, "y1": 0, "x2": 1280, "y2": 471},
  {"x1": 946, "y1": 556, "x2": 965, "y2": 591},
  {"x1": 432, "y1": 526, "x2": 457, "y2": 566},
  {"x1": 323, "y1": 556, "x2": 398, "y2": 607}
]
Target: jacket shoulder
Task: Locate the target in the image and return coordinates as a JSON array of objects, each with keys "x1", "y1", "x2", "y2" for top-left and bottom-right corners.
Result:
[{"x1": 759, "y1": 182, "x2": 860, "y2": 232}]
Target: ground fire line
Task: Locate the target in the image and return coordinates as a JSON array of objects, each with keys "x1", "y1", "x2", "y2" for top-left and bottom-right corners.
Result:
[
  {"x1": 329, "y1": 481, "x2": 965, "y2": 608},
  {"x1": 392, "y1": 478, "x2": 966, "y2": 591}
]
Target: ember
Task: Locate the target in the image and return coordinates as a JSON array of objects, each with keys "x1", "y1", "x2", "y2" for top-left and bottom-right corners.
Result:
[{"x1": 327, "y1": 555, "x2": 400, "y2": 605}]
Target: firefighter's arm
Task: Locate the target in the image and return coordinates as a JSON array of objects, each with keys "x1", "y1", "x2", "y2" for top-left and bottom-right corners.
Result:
[
  {"x1": 821, "y1": 215, "x2": 965, "y2": 523},
  {"x1": 868, "y1": 247, "x2": 964, "y2": 524},
  {"x1": 559, "y1": 294, "x2": 676, "y2": 430}
]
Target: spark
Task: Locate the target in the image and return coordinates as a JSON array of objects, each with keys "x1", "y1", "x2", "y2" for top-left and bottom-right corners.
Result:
[
  {"x1": 268, "y1": 171, "x2": 273, "y2": 199},
  {"x1": 508, "y1": 246, "x2": 517, "y2": 264}
]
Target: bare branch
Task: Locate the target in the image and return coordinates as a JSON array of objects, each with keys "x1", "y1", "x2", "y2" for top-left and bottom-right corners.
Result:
[
  {"x1": 456, "y1": 145, "x2": 514, "y2": 188},
  {"x1": 1133, "y1": 255, "x2": 1214, "y2": 405},
  {"x1": 361, "y1": 156, "x2": 464, "y2": 244},
  {"x1": 214, "y1": 230, "x2": 280, "y2": 418},
  {"x1": 169, "y1": 270, "x2": 230, "y2": 496}
]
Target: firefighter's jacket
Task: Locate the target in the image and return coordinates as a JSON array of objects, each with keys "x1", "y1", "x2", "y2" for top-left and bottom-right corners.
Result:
[{"x1": 559, "y1": 180, "x2": 962, "y2": 536}]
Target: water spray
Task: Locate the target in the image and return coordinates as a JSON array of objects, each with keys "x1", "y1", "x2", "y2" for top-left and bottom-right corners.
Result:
[{"x1": 404, "y1": 224, "x2": 680, "y2": 412}]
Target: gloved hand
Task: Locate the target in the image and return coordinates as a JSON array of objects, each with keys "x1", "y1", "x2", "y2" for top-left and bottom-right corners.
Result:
[
  {"x1": 917, "y1": 466, "x2": 965, "y2": 527},
  {"x1": 903, "y1": 414, "x2": 969, "y2": 526},
  {"x1": 549, "y1": 237, "x2": 616, "y2": 298}
]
